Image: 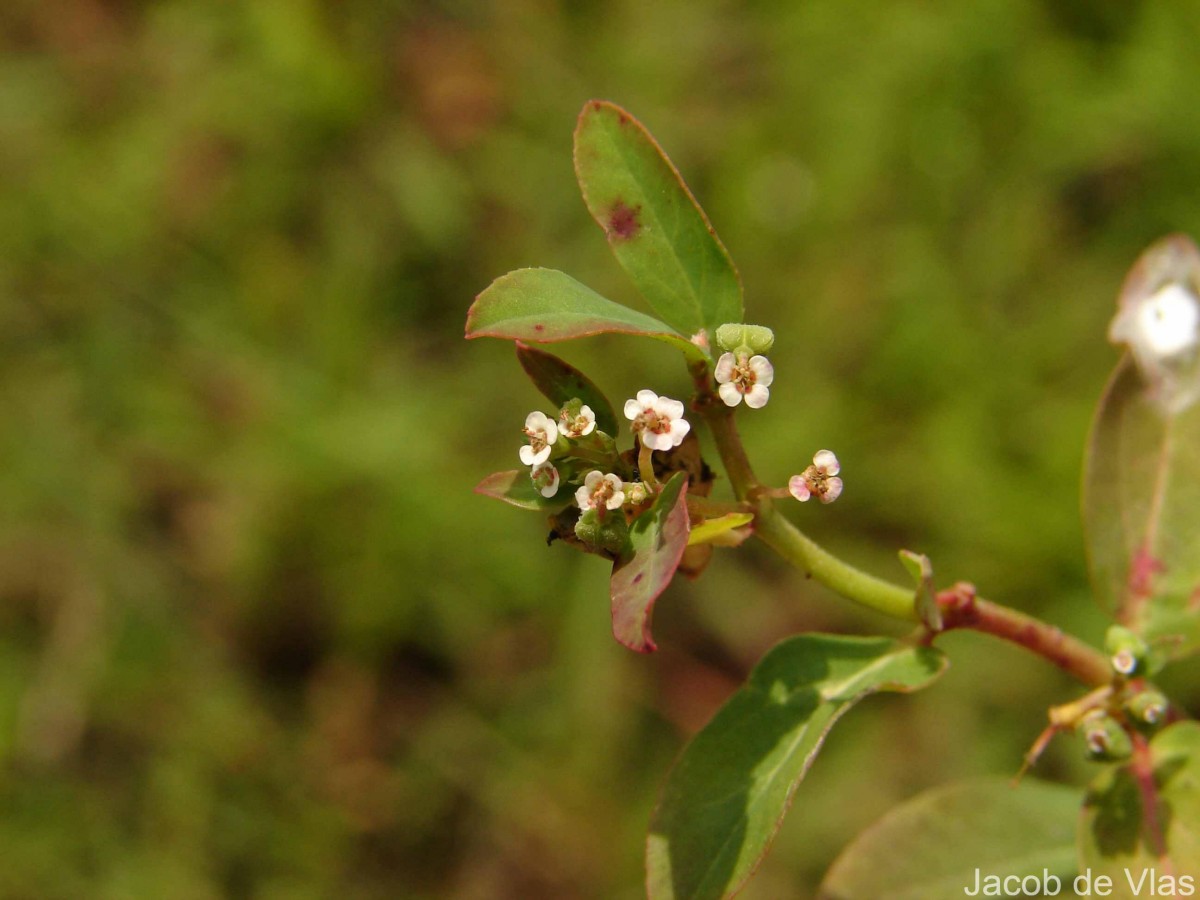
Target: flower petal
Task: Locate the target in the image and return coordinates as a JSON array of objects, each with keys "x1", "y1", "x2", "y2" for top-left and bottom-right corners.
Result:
[
  {"x1": 714, "y1": 352, "x2": 736, "y2": 383},
  {"x1": 748, "y1": 355, "x2": 774, "y2": 387},
  {"x1": 743, "y1": 384, "x2": 770, "y2": 409},
  {"x1": 525, "y1": 410, "x2": 547, "y2": 431},
  {"x1": 529, "y1": 446, "x2": 551, "y2": 465},
  {"x1": 813, "y1": 449, "x2": 839, "y2": 475},
  {"x1": 575, "y1": 484, "x2": 591, "y2": 508},
  {"x1": 519, "y1": 445, "x2": 537, "y2": 466},
  {"x1": 636, "y1": 389, "x2": 658, "y2": 407},
  {"x1": 624, "y1": 398, "x2": 643, "y2": 420},
  {"x1": 606, "y1": 491, "x2": 626, "y2": 510},
  {"x1": 668, "y1": 418, "x2": 691, "y2": 446},
  {"x1": 821, "y1": 476, "x2": 843, "y2": 503},
  {"x1": 584, "y1": 470, "x2": 603, "y2": 489},
  {"x1": 655, "y1": 396, "x2": 685, "y2": 420},
  {"x1": 788, "y1": 475, "x2": 811, "y2": 502},
  {"x1": 642, "y1": 431, "x2": 671, "y2": 452},
  {"x1": 717, "y1": 382, "x2": 743, "y2": 407}
]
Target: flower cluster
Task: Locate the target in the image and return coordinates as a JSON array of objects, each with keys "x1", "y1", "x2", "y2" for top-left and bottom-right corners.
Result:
[{"x1": 789, "y1": 450, "x2": 843, "y2": 504}]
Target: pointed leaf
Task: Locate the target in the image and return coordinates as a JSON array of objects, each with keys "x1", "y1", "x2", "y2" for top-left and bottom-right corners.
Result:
[
  {"x1": 467, "y1": 268, "x2": 704, "y2": 361},
  {"x1": 1084, "y1": 356, "x2": 1200, "y2": 657},
  {"x1": 514, "y1": 342, "x2": 619, "y2": 436},
  {"x1": 1079, "y1": 721, "x2": 1200, "y2": 891},
  {"x1": 899, "y1": 549, "x2": 943, "y2": 632},
  {"x1": 687, "y1": 513, "x2": 753, "y2": 547},
  {"x1": 820, "y1": 778, "x2": 1080, "y2": 900},
  {"x1": 647, "y1": 635, "x2": 947, "y2": 900},
  {"x1": 610, "y1": 472, "x2": 689, "y2": 653},
  {"x1": 574, "y1": 100, "x2": 743, "y2": 339},
  {"x1": 475, "y1": 469, "x2": 571, "y2": 512}
]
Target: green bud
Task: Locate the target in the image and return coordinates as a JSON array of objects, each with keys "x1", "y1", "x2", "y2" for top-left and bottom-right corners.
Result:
[
  {"x1": 573, "y1": 508, "x2": 629, "y2": 555},
  {"x1": 1105, "y1": 625, "x2": 1150, "y2": 677},
  {"x1": 715, "y1": 323, "x2": 775, "y2": 355},
  {"x1": 1081, "y1": 711, "x2": 1133, "y2": 763},
  {"x1": 1126, "y1": 689, "x2": 1169, "y2": 732}
]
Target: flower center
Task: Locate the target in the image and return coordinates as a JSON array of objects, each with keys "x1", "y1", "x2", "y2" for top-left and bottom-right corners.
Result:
[
  {"x1": 731, "y1": 355, "x2": 756, "y2": 393},
  {"x1": 635, "y1": 409, "x2": 671, "y2": 435},
  {"x1": 524, "y1": 427, "x2": 549, "y2": 453}
]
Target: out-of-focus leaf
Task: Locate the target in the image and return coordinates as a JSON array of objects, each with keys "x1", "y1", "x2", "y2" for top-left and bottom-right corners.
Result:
[
  {"x1": 515, "y1": 342, "x2": 619, "y2": 436},
  {"x1": 467, "y1": 268, "x2": 704, "y2": 361},
  {"x1": 819, "y1": 777, "x2": 1080, "y2": 900},
  {"x1": 647, "y1": 635, "x2": 947, "y2": 900},
  {"x1": 573, "y1": 100, "x2": 743, "y2": 341},
  {"x1": 899, "y1": 549, "x2": 942, "y2": 631},
  {"x1": 1083, "y1": 355, "x2": 1200, "y2": 658},
  {"x1": 687, "y1": 513, "x2": 753, "y2": 547},
  {"x1": 474, "y1": 469, "x2": 570, "y2": 511},
  {"x1": 610, "y1": 472, "x2": 689, "y2": 653},
  {"x1": 1079, "y1": 721, "x2": 1200, "y2": 892}
]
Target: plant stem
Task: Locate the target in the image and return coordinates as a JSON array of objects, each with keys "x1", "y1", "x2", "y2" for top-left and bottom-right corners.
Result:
[
  {"x1": 937, "y1": 583, "x2": 1113, "y2": 687},
  {"x1": 691, "y1": 359, "x2": 1114, "y2": 687},
  {"x1": 637, "y1": 443, "x2": 659, "y2": 489}
]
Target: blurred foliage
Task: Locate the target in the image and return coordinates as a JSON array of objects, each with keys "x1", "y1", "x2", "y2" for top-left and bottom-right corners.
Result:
[{"x1": 2, "y1": 1, "x2": 1200, "y2": 897}]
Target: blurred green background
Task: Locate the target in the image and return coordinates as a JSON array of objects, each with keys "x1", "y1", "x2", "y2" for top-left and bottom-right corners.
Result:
[{"x1": 3, "y1": 1, "x2": 1200, "y2": 897}]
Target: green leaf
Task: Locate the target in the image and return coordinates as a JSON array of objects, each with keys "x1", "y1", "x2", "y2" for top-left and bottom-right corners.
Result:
[
  {"x1": 1083, "y1": 355, "x2": 1200, "y2": 658},
  {"x1": 647, "y1": 635, "x2": 947, "y2": 900},
  {"x1": 474, "y1": 469, "x2": 571, "y2": 512},
  {"x1": 514, "y1": 342, "x2": 619, "y2": 437},
  {"x1": 1079, "y1": 721, "x2": 1200, "y2": 894},
  {"x1": 466, "y1": 268, "x2": 704, "y2": 361},
  {"x1": 574, "y1": 100, "x2": 743, "y2": 340},
  {"x1": 899, "y1": 549, "x2": 943, "y2": 632},
  {"x1": 687, "y1": 513, "x2": 753, "y2": 547},
  {"x1": 610, "y1": 472, "x2": 689, "y2": 653},
  {"x1": 819, "y1": 778, "x2": 1080, "y2": 900}
]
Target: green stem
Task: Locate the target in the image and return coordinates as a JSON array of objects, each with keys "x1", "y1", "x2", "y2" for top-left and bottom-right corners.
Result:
[
  {"x1": 637, "y1": 442, "x2": 659, "y2": 489},
  {"x1": 753, "y1": 503, "x2": 919, "y2": 621}
]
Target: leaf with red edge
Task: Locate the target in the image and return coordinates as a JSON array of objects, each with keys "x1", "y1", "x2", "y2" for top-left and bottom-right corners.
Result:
[
  {"x1": 475, "y1": 470, "x2": 570, "y2": 512},
  {"x1": 574, "y1": 100, "x2": 743, "y2": 340},
  {"x1": 515, "y1": 342, "x2": 619, "y2": 436},
  {"x1": 610, "y1": 472, "x2": 689, "y2": 653},
  {"x1": 466, "y1": 268, "x2": 704, "y2": 362}
]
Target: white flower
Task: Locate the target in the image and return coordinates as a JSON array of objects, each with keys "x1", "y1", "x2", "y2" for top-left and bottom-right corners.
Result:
[
  {"x1": 559, "y1": 404, "x2": 597, "y2": 439},
  {"x1": 1111, "y1": 281, "x2": 1200, "y2": 363},
  {"x1": 714, "y1": 352, "x2": 774, "y2": 408},
  {"x1": 530, "y1": 461, "x2": 560, "y2": 498},
  {"x1": 623, "y1": 389, "x2": 691, "y2": 451},
  {"x1": 519, "y1": 411, "x2": 558, "y2": 466},
  {"x1": 575, "y1": 470, "x2": 625, "y2": 513},
  {"x1": 788, "y1": 449, "x2": 843, "y2": 504}
]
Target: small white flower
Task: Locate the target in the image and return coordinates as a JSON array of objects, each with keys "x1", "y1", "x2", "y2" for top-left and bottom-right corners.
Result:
[
  {"x1": 1111, "y1": 281, "x2": 1200, "y2": 363},
  {"x1": 559, "y1": 404, "x2": 597, "y2": 438},
  {"x1": 575, "y1": 470, "x2": 625, "y2": 513},
  {"x1": 623, "y1": 389, "x2": 691, "y2": 451},
  {"x1": 519, "y1": 411, "x2": 558, "y2": 466},
  {"x1": 530, "y1": 461, "x2": 560, "y2": 498},
  {"x1": 788, "y1": 449, "x2": 843, "y2": 504},
  {"x1": 714, "y1": 352, "x2": 774, "y2": 408}
]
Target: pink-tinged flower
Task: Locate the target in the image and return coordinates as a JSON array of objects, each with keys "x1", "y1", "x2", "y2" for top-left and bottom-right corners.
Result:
[
  {"x1": 714, "y1": 352, "x2": 774, "y2": 409},
  {"x1": 559, "y1": 404, "x2": 597, "y2": 439},
  {"x1": 575, "y1": 470, "x2": 625, "y2": 513},
  {"x1": 530, "y1": 461, "x2": 560, "y2": 498},
  {"x1": 788, "y1": 449, "x2": 843, "y2": 504},
  {"x1": 519, "y1": 411, "x2": 558, "y2": 466},
  {"x1": 623, "y1": 389, "x2": 690, "y2": 451}
]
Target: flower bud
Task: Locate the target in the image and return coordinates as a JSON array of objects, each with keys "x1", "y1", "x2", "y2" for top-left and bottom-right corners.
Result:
[
  {"x1": 573, "y1": 508, "x2": 629, "y2": 555},
  {"x1": 1125, "y1": 689, "x2": 1169, "y2": 733},
  {"x1": 715, "y1": 323, "x2": 775, "y2": 355},
  {"x1": 1081, "y1": 711, "x2": 1133, "y2": 763},
  {"x1": 1105, "y1": 625, "x2": 1150, "y2": 677}
]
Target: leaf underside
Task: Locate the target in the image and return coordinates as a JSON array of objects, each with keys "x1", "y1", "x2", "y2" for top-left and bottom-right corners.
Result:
[{"x1": 646, "y1": 634, "x2": 947, "y2": 900}]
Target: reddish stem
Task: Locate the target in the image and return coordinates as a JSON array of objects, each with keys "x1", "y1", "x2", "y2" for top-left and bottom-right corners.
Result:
[
  {"x1": 1130, "y1": 733, "x2": 1170, "y2": 864},
  {"x1": 937, "y1": 582, "x2": 1113, "y2": 688}
]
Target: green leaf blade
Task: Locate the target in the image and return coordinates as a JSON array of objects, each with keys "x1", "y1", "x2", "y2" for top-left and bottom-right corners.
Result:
[
  {"x1": 820, "y1": 778, "x2": 1080, "y2": 900},
  {"x1": 466, "y1": 268, "x2": 704, "y2": 360},
  {"x1": 574, "y1": 100, "x2": 743, "y2": 339},
  {"x1": 1083, "y1": 356, "x2": 1200, "y2": 658},
  {"x1": 514, "y1": 342, "x2": 619, "y2": 436},
  {"x1": 610, "y1": 471, "x2": 690, "y2": 653},
  {"x1": 647, "y1": 635, "x2": 947, "y2": 900},
  {"x1": 1079, "y1": 721, "x2": 1200, "y2": 891},
  {"x1": 474, "y1": 469, "x2": 570, "y2": 512}
]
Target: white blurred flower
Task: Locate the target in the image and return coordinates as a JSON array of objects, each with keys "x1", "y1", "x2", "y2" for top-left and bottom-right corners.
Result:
[
  {"x1": 530, "y1": 461, "x2": 560, "y2": 498},
  {"x1": 559, "y1": 404, "x2": 597, "y2": 439},
  {"x1": 519, "y1": 411, "x2": 558, "y2": 466},
  {"x1": 624, "y1": 390, "x2": 691, "y2": 451},
  {"x1": 714, "y1": 352, "x2": 774, "y2": 408},
  {"x1": 1111, "y1": 281, "x2": 1200, "y2": 364},
  {"x1": 575, "y1": 470, "x2": 625, "y2": 513},
  {"x1": 788, "y1": 449, "x2": 843, "y2": 504}
]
